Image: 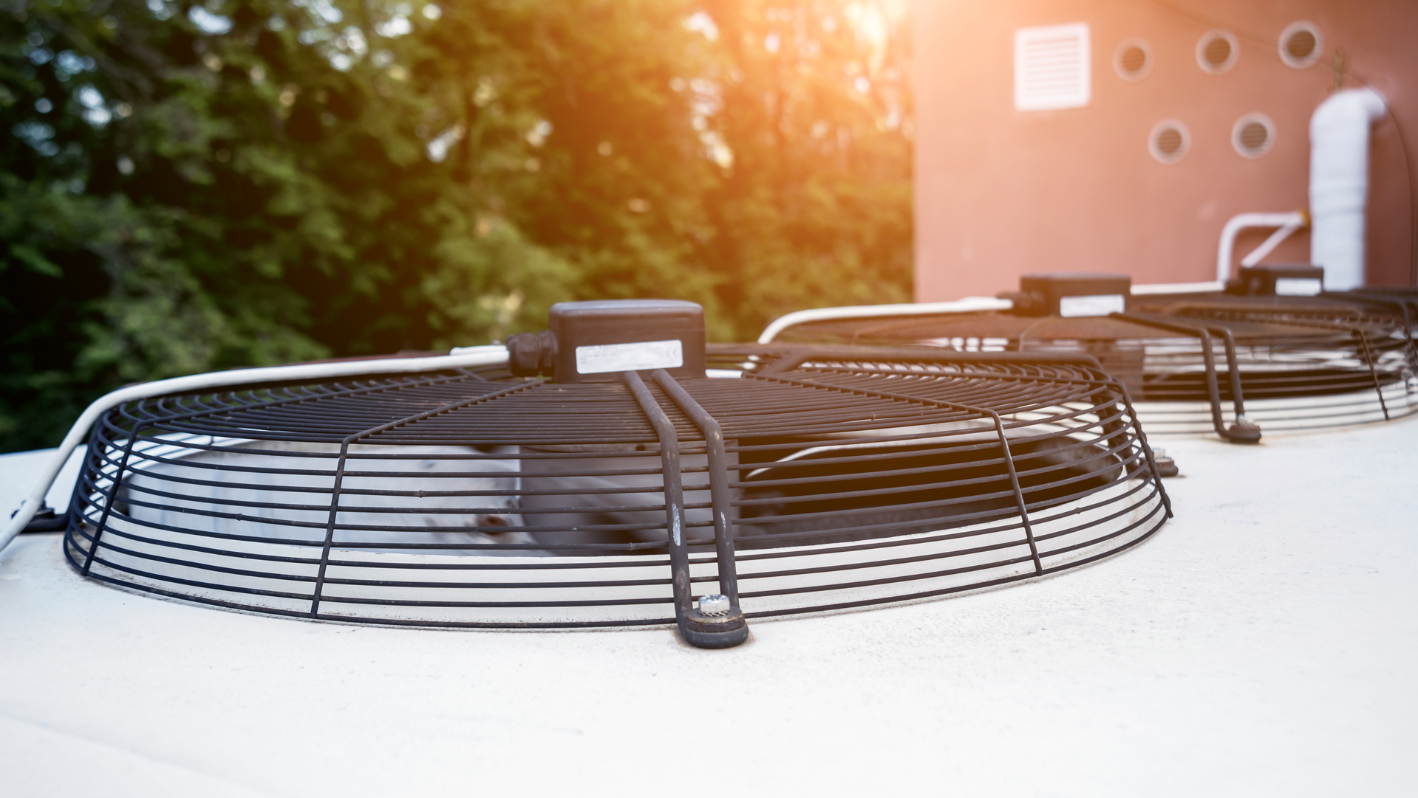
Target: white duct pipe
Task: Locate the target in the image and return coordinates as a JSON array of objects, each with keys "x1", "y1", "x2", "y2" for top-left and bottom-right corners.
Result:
[
  {"x1": 1241, "y1": 214, "x2": 1310, "y2": 267},
  {"x1": 1310, "y1": 88, "x2": 1386, "y2": 291},
  {"x1": 1216, "y1": 211, "x2": 1308, "y2": 284},
  {"x1": 0, "y1": 346, "x2": 510, "y2": 559},
  {"x1": 757, "y1": 297, "x2": 1013, "y2": 344}
]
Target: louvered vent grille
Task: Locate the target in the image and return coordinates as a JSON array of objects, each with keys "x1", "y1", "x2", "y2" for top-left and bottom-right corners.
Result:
[
  {"x1": 1014, "y1": 23, "x2": 1091, "y2": 111},
  {"x1": 1149, "y1": 120, "x2": 1190, "y2": 164},
  {"x1": 1157, "y1": 129, "x2": 1183, "y2": 155},
  {"x1": 1120, "y1": 47, "x2": 1146, "y2": 74},
  {"x1": 1204, "y1": 37, "x2": 1232, "y2": 67},
  {"x1": 1113, "y1": 39, "x2": 1152, "y2": 82},
  {"x1": 1197, "y1": 30, "x2": 1239, "y2": 74},
  {"x1": 1286, "y1": 30, "x2": 1316, "y2": 59},
  {"x1": 1232, "y1": 113, "x2": 1275, "y2": 159},
  {"x1": 1280, "y1": 21, "x2": 1322, "y2": 69}
]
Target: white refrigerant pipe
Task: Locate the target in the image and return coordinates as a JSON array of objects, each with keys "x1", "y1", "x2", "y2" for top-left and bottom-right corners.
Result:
[
  {"x1": 1310, "y1": 88, "x2": 1387, "y2": 291},
  {"x1": 1216, "y1": 211, "x2": 1309, "y2": 284},
  {"x1": 0, "y1": 346, "x2": 510, "y2": 559},
  {"x1": 757, "y1": 297, "x2": 1013, "y2": 344}
]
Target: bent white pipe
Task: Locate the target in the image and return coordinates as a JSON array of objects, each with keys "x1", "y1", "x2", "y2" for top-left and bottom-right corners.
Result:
[
  {"x1": 1310, "y1": 88, "x2": 1386, "y2": 291},
  {"x1": 1241, "y1": 213, "x2": 1309, "y2": 268},
  {"x1": 0, "y1": 346, "x2": 510, "y2": 559},
  {"x1": 758, "y1": 297, "x2": 1013, "y2": 344},
  {"x1": 1216, "y1": 211, "x2": 1308, "y2": 284}
]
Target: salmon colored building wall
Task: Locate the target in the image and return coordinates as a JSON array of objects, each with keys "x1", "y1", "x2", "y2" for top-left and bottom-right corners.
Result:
[{"x1": 913, "y1": 0, "x2": 1418, "y2": 301}]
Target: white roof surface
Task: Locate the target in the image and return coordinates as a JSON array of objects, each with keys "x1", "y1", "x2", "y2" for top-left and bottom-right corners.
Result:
[{"x1": 2, "y1": 418, "x2": 1416, "y2": 797}]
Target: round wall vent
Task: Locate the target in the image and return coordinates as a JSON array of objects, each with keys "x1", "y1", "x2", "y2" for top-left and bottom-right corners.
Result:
[
  {"x1": 1149, "y1": 120, "x2": 1190, "y2": 164},
  {"x1": 1232, "y1": 113, "x2": 1275, "y2": 158},
  {"x1": 1114, "y1": 38, "x2": 1152, "y2": 81},
  {"x1": 1196, "y1": 30, "x2": 1239, "y2": 74},
  {"x1": 1279, "y1": 21, "x2": 1322, "y2": 68}
]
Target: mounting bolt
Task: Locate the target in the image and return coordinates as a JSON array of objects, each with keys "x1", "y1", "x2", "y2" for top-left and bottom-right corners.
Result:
[
  {"x1": 681, "y1": 593, "x2": 749, "y2": 649},
  {"x1": 1151, "y1": 447, "x2": 1179, "y2": 478},
  {"x1": 1226, "y1": 413, "x2": 1263, "y2": 444},
  {"x1": 697, "y1": 594, "x2": 731, "y2": 616}
]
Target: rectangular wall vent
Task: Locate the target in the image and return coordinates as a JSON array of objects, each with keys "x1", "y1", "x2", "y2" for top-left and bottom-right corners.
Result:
[{"x1": 1014, "y1": 23, "x2": 1091, "y2": 111}]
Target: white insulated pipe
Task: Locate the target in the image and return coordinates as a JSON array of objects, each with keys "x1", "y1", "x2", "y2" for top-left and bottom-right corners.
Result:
[
  {"x1": 1309, "y1": 88, "x2": 1387, "y2": 291},
  {"x1": 0, "y1": 346, "x2": 510, "y2": 559},
  {"x1": 757, "y1": 297, "x2": 1013, "y2": 344},
  {"x1": 1216, "y1": 211, "x2": 1308, "y2": 284}
]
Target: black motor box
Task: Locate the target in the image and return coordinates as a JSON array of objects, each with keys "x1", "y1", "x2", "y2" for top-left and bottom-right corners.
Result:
[
  {"x1": 1229, "y1": 265, "x2": 1324, "y2": 296},
  {"x1": 549, "y1": 299, "x2": 706, "y2": 383},
  {"x1": 1014, "y1": 273, "x2": 1131, "y2": 317}
]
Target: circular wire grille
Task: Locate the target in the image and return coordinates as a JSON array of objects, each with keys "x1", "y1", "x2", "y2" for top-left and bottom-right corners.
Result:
[
  {"x1": 63, "y1": 348, "x2": 1170, "y2": 628},
  {"x1": 769, "y1": 296, "x2": 1418, "y2": 435}
]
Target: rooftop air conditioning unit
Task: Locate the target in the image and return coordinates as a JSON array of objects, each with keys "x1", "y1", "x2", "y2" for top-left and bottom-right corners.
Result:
[
  {"x1": 760, "y1": 271, "x2": 1417, "y2": 447},
  {"x1": 3, "y1": 300, "x2": 1170, "y2": 649}
]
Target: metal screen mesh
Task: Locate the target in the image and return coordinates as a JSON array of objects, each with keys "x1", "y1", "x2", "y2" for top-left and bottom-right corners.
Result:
[
  {"x1": 770, "y1": 294, "x2": 1418, "y2": 435},
  {"x1": 64, "y1": 348, "x2": 1170, "y2": 628}
]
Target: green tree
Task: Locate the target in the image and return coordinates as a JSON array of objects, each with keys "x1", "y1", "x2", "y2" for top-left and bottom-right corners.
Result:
[
  {"x1": 701, "y1": 0, "x2": 913, "y2": 338},
  {"x1": 2, "y1": 0, "x2": 911, "y2": 452},
  {"x1": 0, "y1": 0, "x2": 576, "y2": 450}
]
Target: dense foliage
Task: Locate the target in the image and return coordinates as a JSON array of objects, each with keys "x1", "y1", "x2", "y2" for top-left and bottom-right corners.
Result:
[{"x1": 0, "y1": 0, "x2": 911, "y2": 452}]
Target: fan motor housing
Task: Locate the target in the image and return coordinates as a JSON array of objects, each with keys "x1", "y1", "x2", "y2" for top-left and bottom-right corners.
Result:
[
  {"x1": 1230, "y1": 265, "x2": 1325, "y2": 297},
  {"x1": 549, "y1": 299, "x2": 706, "y2": 383},
  {"x1": 1015, "y1": 273, "x2": 1131, "y2": 317}
]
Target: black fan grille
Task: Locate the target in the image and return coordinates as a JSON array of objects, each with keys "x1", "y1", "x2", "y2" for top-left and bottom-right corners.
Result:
[
  {"x1": 62, "y1": 348, "x2": 1169, "y2": 628},
  {"x1": 772, "y1": 299, "x2": 1418, "y2": 434}
]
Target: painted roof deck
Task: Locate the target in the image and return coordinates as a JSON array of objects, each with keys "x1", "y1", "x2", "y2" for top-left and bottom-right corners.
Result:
[{"x1": 1, "y1": 416, "x2": 1415, "y2": 796}]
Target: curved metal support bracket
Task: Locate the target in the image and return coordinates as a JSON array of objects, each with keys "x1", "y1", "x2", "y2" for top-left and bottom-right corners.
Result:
[
  {"x1": 625, "y1": 371, "x2": 748, "y2": 649},
  {"x1": 1112, "y1": 312, "x2": 1261, "y2": 443}
]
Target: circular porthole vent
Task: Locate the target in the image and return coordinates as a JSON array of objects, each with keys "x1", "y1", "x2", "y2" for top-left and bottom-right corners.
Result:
[
  {"x1": 1149, "y1": 120, "x2": 1190, "y2": 164},
  {"x1": 1114, "y1": 38, "x2": 1152, "y2": 81},
  {"x1": 1279, "y1": 21, "x2": 1322, "y2": 69},
  {"x1": 1232, "y1": 113, "x2": 1275, "y2": 158},
  {"x1": 1197, "y1": 30, "x2": 1239, "y2": 74}
]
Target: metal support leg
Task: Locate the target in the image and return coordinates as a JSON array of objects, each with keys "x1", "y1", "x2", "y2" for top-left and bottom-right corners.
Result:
[
  {"x1": 1113, "y1": 312, "x2": 1261, "y2": 443},
  {"x1": 651, "y1": 369, "x2": 750, "y2": 647},
  {"x1": 624, "y1": 371, "x2": 747, "y2": 649}
]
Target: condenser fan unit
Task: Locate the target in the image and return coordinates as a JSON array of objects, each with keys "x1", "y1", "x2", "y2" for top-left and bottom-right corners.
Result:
[
  {"x1": 39, "y1": 300, "x2": 1171, "y2": 648},
  {"x1": 1129, "y1": 266, "x2": 1417, "y2": 432},
  {"x1": 764, "y1": 271, "x2": 1418, "y2": 441}
]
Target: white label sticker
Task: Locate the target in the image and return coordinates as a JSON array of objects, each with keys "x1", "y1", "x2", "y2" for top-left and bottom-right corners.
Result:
[
  {"x1": 1058, "y1": 294, "x2": 1126, "y2": 317},
  {"x1": 1274, "y1": 278, "x2": 1322, "y2": 296},
  {"x1": 575, "y1": 339, "x2": 684, "y2": 375}
]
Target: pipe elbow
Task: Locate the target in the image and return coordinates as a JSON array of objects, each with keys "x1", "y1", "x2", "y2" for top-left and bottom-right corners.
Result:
[{"x1": 1311, "y1": 88, "x2": 1386, "y2": 133}]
